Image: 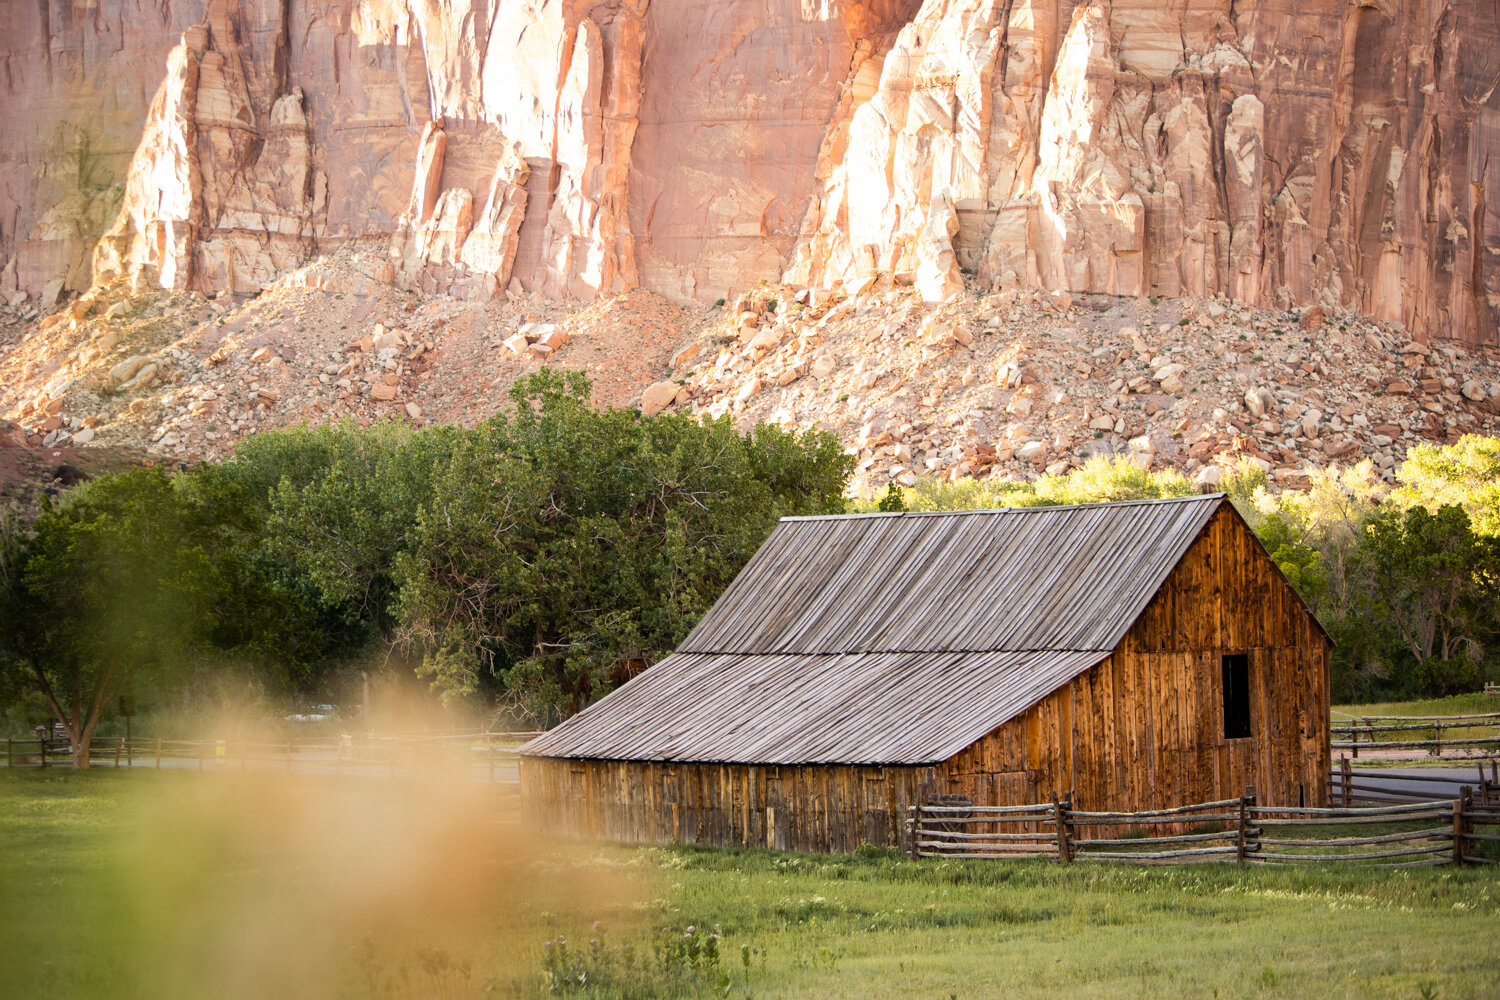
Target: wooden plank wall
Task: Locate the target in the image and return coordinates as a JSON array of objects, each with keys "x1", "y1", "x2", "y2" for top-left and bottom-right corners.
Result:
[
  {"x1": 519, "y1": 758, "x2": 931, "y2": 853},
  {"x1": 939, "y1": 504, "x2": 1331, "y2": 819}
]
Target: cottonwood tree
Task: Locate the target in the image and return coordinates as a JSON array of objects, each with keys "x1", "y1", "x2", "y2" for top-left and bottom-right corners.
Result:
[
  {"x1": 0, "y1": 467, "x2": 317, "y2": 766},
  {"x1": 1366, "y1": 504, "x2": 1498, "y2": 693},
  {"x1": 0, "y1": 469, "x2": 198, "y2": 766},
  {"x1": 389, "y1": 370, "x2": 852, "y2": 722}
]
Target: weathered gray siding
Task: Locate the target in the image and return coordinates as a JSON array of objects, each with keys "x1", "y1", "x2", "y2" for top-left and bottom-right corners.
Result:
[{"x1": 519, "y1": 758, "x2": 931, "y2": 853}]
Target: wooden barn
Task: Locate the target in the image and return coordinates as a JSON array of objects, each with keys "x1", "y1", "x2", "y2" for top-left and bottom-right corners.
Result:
[{"x1": 519, "y1": 494, "x2": 1332, "y2": 853}]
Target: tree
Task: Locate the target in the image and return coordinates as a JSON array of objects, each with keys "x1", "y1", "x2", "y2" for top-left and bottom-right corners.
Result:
[
  {"x1": 1365, "y1": 504, "x2": 1498, "y2": 687},
  {"x1": 240, "y1": 419, "x2": 462, "y2": 642},
  {"x1": 0, "y1": 467, "x2": 323, "y2": 767},
  {"x1": 1389, "y1": 434, "x2": 1500, "y2": 537},
  {"x1": 0, "y1": 470, "x2": 202, "y2": 766},
  {"x1": 891, "y1": 455, "x2": 1196, "y2": 512},
  {"x1": 391, "y1": 370, "x2": 852, "y2": 720}
]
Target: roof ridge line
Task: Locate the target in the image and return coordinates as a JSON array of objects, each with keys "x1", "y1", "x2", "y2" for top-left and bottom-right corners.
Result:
[
  {"x1": 672, "y1": 647, "x2": 1117, "y2": 656},
  {"x1": 780, "y1": 493, "x2": 1226, "y2": 521}
]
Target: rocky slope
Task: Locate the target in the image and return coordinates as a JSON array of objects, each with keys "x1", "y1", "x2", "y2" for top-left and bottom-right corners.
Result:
[
  {"x1": 1, "y1": 0, "x2": 1498, "y2": 501},
  {"x1": 1, "y1": 251, "x2": 1496, "y2": 505},
  {"x1": 2, "y1": 0, "x2": 1497, "y2": 344}
]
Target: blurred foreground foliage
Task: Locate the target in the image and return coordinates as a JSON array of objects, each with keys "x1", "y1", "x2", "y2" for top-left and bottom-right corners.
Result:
[{"x1": 0, "y1": 372, "x2": 851, "y2": 744}]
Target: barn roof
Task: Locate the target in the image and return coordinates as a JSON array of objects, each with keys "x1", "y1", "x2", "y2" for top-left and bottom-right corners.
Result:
[{"x1": 523, "y1": 494, "x2": 1226, "y2": 765}]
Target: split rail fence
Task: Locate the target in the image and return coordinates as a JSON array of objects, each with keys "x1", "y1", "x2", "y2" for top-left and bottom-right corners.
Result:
[
  {"x1": 1, "y1": 732, "x2": 540, "y2": 784},
  {"x1": 909, "y1": 788, "x2": 1499, "y2": 867},
  {"x1": 1331, "y1": 756, "x2": 1499, "y2": 808},
  {"x1": 1333, "y1": 712, "x2": 1500, "y2": 758}
]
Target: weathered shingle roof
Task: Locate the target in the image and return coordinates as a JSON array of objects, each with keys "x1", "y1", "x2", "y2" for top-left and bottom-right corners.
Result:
[{"x1": 523, "y1": 494, "x2": 1225, "y2": 765}]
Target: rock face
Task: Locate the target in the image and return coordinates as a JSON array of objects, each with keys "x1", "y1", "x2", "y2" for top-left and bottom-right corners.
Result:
[
  {"x1": 786, "y1": 0, "x2": 1500, "y2": 346},
  {"x1": 1, "y1": 0, "x2": 1498, "y2": 344}
]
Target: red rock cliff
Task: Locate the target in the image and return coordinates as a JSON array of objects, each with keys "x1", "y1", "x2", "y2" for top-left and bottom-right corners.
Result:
[{"x1": 1, "y1": 0, "x2": 1496, "y2": 343}]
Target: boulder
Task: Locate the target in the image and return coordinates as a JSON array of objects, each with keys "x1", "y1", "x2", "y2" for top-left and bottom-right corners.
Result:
[
  {"x1": 748, "y1": 329, "x2": 783, "y2": 352},
  {"x1": 371, "y1": 327, "x2": 402, "y2": 352},
  {"x1": 108, "y1": 356, "x2": 153, "y2": 389},
  {"x1": 118, "y1": 363, "x2": 158, "y2": 393},
  {"x1": 639, "y1": 381, "x2": 679, "y2": 417},
  {"x1": 1244, "y1": 387, "x2": 1275, "y2": 418}
]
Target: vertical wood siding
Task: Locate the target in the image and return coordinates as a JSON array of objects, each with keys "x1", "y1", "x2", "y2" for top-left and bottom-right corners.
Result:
[
  {"x1": 938, "y1": 504, "x2": 1331, "y2": 817},
  {"x1": 519, "y1": 758, "x2": 932, "y2": 853}
]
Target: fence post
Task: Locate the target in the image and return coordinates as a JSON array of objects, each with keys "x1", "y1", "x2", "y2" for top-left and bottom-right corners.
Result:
[
  {"x1": 1433, "y1": 721, "x2": 1443, "y2": 758},
  {"x1": 1235, "y1": 794, "x2": 1249, "y2": 863},
  {"x1": 114, "y1": 738, "x2": 122, "y2": 767},
  {"x1": 1340, "y1": 755, "x2": 1353, "y2": 807},
  {"x1": 5, "y1": 739, "x2": 10, "y2": 769},
  {"x1": 155, "y1": 738, "x2": 162, "y2": 769},
  {"x1": 910, "y1": 804, "x2": 922, "y2": 860},
  {"x1": 1452, "y1": 788, "x2": 1471, "y2": 867},
  {"x1": 1052, "y1": 792, "x2": 1072, "y2": 862},
  {"x1": 1240, "y1": 785, "x2": 1258, "y2": 862}
]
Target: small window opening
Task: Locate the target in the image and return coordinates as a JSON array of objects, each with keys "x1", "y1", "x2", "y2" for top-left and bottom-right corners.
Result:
[{"x1": 1222, "y1": 653, "x2": 1251, "y2": 739}]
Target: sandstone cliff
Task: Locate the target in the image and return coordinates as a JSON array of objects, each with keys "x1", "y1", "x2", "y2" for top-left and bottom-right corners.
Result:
[{"x1": 1, "y1": 0, "x2": 1497, "y2": 345}]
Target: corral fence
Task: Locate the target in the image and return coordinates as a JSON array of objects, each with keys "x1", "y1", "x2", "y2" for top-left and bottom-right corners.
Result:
[
  {"x1": 1, "y1": 731, "x2": 540, "y2": 783},
  {"x1": 1331, "y1": 755, "x2": 1499, "y2": 808},
  {"x1": 1333, "y1": 712, "x2": 1500, "y2": 758},
  {"x1": 909, "y1": 787, "x2": 1499, "y2": 867}
]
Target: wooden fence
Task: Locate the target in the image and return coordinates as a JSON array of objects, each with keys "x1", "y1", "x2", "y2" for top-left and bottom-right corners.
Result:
[
  {"x1": 1331, "y1": 756, "x2": 1499, "y2": 808},
  {"x1": 1332, "y1": 712, "x2": 1500, "y2": 757},
  {"x1": 1, "y1": 732, "x2": 540, "y2": 783},
  {"x1": 909, "y1": 788, "x2": 1499, "y2": 867}
]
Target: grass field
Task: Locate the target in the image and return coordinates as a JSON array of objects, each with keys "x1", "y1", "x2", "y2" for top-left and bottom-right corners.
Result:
[
  {"x1": 3, "y1": 769, "x2": 1498, "y2": 1000},
  {"x1": 1332, "y1": 694, "x2": 1500, "y2": 755},
  {"x1": 1333, "y1": 694, "x2": 1498, "y2": 720}
]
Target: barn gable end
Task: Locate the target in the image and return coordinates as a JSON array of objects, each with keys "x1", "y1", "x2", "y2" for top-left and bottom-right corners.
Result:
[{"x1": 939, "y1": 503, "x2": 1331, "y2": 813}]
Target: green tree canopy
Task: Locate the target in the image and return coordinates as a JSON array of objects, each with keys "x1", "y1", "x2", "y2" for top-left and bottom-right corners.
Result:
[
  {"x1": 224, "y1": 370, "x2": 852, "y2": 721},
  {"x1": 0, "y1": 467, "x2": 320, "y2": 765}
]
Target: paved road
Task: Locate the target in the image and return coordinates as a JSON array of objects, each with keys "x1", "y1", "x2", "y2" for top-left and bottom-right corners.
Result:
[{"x1": 1340, "y1": 765, "x2": 1493, "y2": 802}]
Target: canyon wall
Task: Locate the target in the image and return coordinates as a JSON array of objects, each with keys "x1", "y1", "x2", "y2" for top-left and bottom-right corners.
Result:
[{"x1": 1, "y1": 0, "x2": 1497, "y2": 343}]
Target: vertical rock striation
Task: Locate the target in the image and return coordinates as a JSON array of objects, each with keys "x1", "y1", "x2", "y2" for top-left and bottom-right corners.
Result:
[
  {"x1": 1, "y1": 0, "x2": 1497, "y2": 343},
  {"x1": 788, "y1": 0, "x2": 1500, "y2": 343}
]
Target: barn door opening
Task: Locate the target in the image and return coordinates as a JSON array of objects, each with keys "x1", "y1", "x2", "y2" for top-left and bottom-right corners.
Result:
[{"x1": 1221, "y1": 653, "x2": 1251, "y2": 739}]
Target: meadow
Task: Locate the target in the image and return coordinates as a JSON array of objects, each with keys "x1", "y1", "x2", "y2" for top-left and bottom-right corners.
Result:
[{"x1": 3, "y1": 769, "x2": 1498, "y2": 1000}]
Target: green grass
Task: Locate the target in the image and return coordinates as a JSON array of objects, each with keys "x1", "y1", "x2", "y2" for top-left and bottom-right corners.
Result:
[
  {"x1": 1333, "y1": 694, "x2": 1497, "y2": 720},
  {"x1": 640, "y1": 847, "x2": 1500, "y2": 1000},
  {"x1": 1332, "y1": 694, "x2": 1500, "y2": 754},
  {"x1": 3, "y1": 770, "x2": 1498, "y2": 1000}
]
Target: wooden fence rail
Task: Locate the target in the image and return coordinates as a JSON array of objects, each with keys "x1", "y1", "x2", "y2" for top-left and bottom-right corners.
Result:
[
  {"x1": 1, "y1": 732, "x2": 540, "y2": 782},
  {"x1": 1330, "y1": 756, "x2": 1499, "y2": 808},
  {"x1": 1332, "y1": 713, "x2": 1500, "y2": 758},
  {"x1": 908, "y1": 787, "x2": 1498, "y2": 867}
]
